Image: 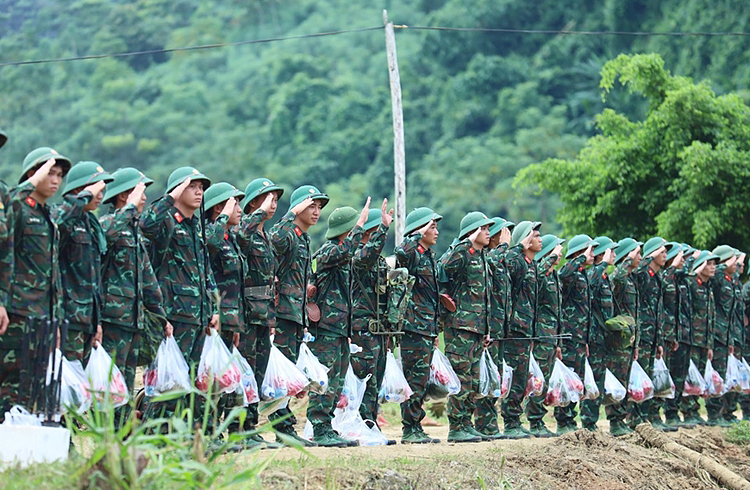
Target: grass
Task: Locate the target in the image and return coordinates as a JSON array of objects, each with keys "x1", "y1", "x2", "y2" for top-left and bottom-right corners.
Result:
[{"x1": 725, "y1": 420, "x2": 750, "y2": 445}]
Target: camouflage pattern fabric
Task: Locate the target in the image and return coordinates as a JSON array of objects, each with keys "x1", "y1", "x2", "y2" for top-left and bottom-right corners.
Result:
[
  {"x1": 474, "y1": 339, "x2": 502, "y2": 433},
  {"x1": 269, "y1": 318, "x2": 303, "y2": 433},
  {"x1": 400, "y1": 331, "x2": 433, "y2": 433},
  {"x1": 663, "y1": 262, "x2": 692, "y2": 420},
  {"x1": 439, "y1": 239, "x2": 491, "y2": 336},
  {"x1": 270, "y1": 211, "x2": 311, "y2": 327},
  {"x1": 526, "y1": 341, "x2": 557, "y2": 425},
  {"x1": 64, "y1": 325, "x2": 93, "y2": 362},
  {"x1": 500, "y1": 338, "x2": 530, "y2": 428},
  {"x1": 486, "y1": 244, "x2": 511, "y2": 339},
  {"x1": 395, "y1": 233, "x2": 440, "y2": 337},
  {"x1": 350, "y1": 329, "x2": 386, "y2": 422},
  {"x1": 206, "y1": 215, "x2": 247, "y2": 333},
  {"x1": 237, "y1": 208, "x2": 276, "y2": 329},
  {"x1": 101, "y1": 322, "x2": 140, "y2": 423},
  {"x1": 0, "y1": 181, "x2": 11, "y2": 309},
  {"x1": 554, "y1": 341, "x2": 586, "y2": 428},
  {"x1": 307, "y1": 335, "x2": 349, "y2": 436},
  {"x1": 444, "y1": 327, "x2": 483, "y2": 431}
]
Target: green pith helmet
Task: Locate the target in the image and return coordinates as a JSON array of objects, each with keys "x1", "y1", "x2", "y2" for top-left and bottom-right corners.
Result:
[
  {"x1": 458, "y1": 211, "x2": 495, "y2": 239},
  {"x1": 511, "y1": 221, "x2": 541, "y2": 247},
  {"x1": 204, "y1": 182, "x2": 245, "y2": 211},
  {"x1": 0, "y1": 129, "x2": 6, "y2": 148},
  {"x1": 505, "y1": 220, "x2": 516, "y2": 231},
  {"x1": 20, "y1": 147, "x2": 73, "y2": 183},
  {"x1": 62, "y1": 161, "x2": 113, "y2": 196},
  {"x1": 488, "y1": 217, "x2": 513, "y2": 237},
  {"x1": 325, "y1": 206, "x2": 358, "y2": 239},
  {"x1": 364, "y1": 208, "x2": 382, "y2": 231},
  {"x1": 404, "y1": 207, "x2": 442, "y2": 236},
  {"x1": 565, "y1": 234, "x2": 598, "y2": 259},
  {"x1": 712, "y1": 245, "x2": 736, "y2": 263},
  {"x1": 665, "y1": 242, "x2": 682, "y2": 262},
  {"x1": 288, "y1": 185, "x2": 329, "y2": 212},
  {"x1": 692, "y1": 250, "x2": 720, "y2": 273},
  {"x1": 614, "y1": 237, "x2": 643, "y2": 264},
  {"x1": 538, "y1": 234, "x2": 565, "y2": 260},
  {"x1": 643, "y1": 237, "x2": 666, "y2": 258},
  {"x1": 166, "y1": 166, "x2": 211, "y2": 193},
  {"x1": 592, "y1": 236, "x2": 616, "y2": 256},
  {"x1": 681, "y1": 243, "x2": 696, "y2": 255},
  {"x1": 102, "y1": 167, "x2": 155, "y2": 205},
  {"x1": 240, "y1": 178, "x2": 284, "y2": 213}
]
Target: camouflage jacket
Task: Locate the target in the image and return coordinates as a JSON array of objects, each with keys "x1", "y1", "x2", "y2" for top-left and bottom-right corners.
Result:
[
  {"x1": 310, "y1": 226, "x2": 364, "y2": 337},
  {"x1": 270, "y1": 211, "x2": 311, "y2": 327},
  {"x1": 732, "y1": 273, "x2": 745, "y2": 348},
  {"x1": 6, "y1": 181, "x2": 62, "y2": 321},
  {"x1": 53, "y1": 191, "x2": 104, "y2": 332},
  {"x1": 351, "y1": 223, "x2": 389, "y2": 331},
  {"x1": 688, "y1": 275, "x2": 714, "y2": 349},
  {"x1": 633, "y1": 257, "x2": 663, "y2": 348},
  {"x1": 439, "y1": 239, "x2": 491, "y2": 335},
  {"x1": 237, "y1": 209, "x2": 276, "y2": 328},
  {"x1": 504, "y1": 244, "x2": 538, "y2": 338},
  {"x1": 559, "y1": 254, "x2": 592, "y2": 346},
  {"x1": 660, "y1": 266, "x2": 678, "y2": 345},
  {"x1": 536, "y1": 253, "x2": 561, "y2": 344},
  {"x1": 0, "y1": 181, "x2": 12, "y2": 307},
  {"x1": 395, "y1": 233, "x2": 439, "y2": 337},
  {"x1": 710, "y1": 264, "x2": 735, "y2": 346},
  {"x1": 612, "y1": 257, "x2": 640, "y2": 346},
  {"x1": 140, "y1": 195, "x2": 217, "y2": 327},
  {"x1": 99, "y1": 205, "x2": 165, "y2": 331},
  {"x1": 674, "y1": 260, "x2": 693, "y2": 345},
  {"x1": 487, "y1": 243, "x2": 511, "y2": 338},
  {"x1": 206, "y1": 215, "x2": 247, "y2": 333},
  {"x1": 588, "y1": 262, "x2": 614, "y2": 347}
]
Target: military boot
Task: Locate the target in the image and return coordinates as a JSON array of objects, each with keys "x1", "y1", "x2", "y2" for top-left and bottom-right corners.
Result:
[
  {"x1": 447, "y1": 428, "x2": 482, "y2": 443},
  {"x1": 312, "y1": 430, "x2": 349, "y2": 448},
  {"x1": 650, "y1": 419, "x2": 678, "y2": 432},
  {"x1": 706, "y1": 417, "x2": 733, "y2": 428},
  {"x1": 277, "y1": 429, "x2": 319, "y2": 447},
  {"x1": 609, "y1": 421, "x2": 634, "y2": 437},
  {"x1": 401, "y1": 428, "x2": 431, "y2": 444},
  {"x1": 556, "y1": 423, "x2": 577, "y2": 436},
  {"x1": 415, "y1": 428, "x2": 441, "y2": 443},
  {"x1": 683, "y1": 412, "x2": 706, "y2": 426},
  {"x1": 503, "y1": 424, "x2": 531, "y2": 439},
  {"x1": 467, "y1": 426, "x2": 503, "y2": 441},
  {"x1": 331, "y1": 431, "x2": 359, "y2": 447},
  {"x1": 583, "y1": 423, "x2": 598, "y2": 432},
  {"x1": 529, "y1": 421, "x2": 556, "y2": 438}
]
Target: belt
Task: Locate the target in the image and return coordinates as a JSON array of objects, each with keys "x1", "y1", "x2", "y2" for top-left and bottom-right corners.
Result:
[{"x1": 244, "y1": 285, "x2": 273, "y2": 298}]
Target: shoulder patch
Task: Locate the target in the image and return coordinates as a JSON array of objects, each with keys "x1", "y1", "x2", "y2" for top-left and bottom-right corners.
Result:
[
  {"x1": 173, "y1": 212, "x2": 183, "y2": 223},
  {"x1": 417, "y1": 244, "x2": 425, "y2": 254},
  {"x1": 224, "y1": 232, "x2": 229, "y2": 241},
  {"x1": 648, "y1": 269, "x2": 655, "y2": 277},
  {"x1": 25, "y1": 196, "x2": 36, "y2": 208},
  {"x1": 524, "y1": 256, "x2": 531, "y2": 264},
  {"x1": 294, "y1": 226, "x2": 303, "y2": 237},
  {"x1": 602, "y1": 272, "x2": 608, "y2": 280},
  {"x1": 469, "y1": 247, "x2": 475, "y2": 255}
]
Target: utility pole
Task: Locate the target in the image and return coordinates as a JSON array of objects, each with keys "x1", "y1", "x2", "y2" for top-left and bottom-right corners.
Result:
[{"x1": 383, "y1": 9, "x2": 406, "y2": 245}]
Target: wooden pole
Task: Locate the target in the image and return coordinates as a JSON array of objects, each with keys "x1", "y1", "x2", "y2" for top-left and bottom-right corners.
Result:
[{"x1": 383, "y1": 9, "x2": 406, "y2": 245}]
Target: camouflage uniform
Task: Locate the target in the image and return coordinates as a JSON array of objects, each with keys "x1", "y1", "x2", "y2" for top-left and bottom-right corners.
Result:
[
  {"x1": 0, "y1": 182, "x2": 63, "y2": 419},
  {"x1": 501, "y1": 244, "x2": 538, "y2": 430},
  {"x1": 440, "y1": 239, "x2": 491, "y2": 433},
  {"x1": 237, "y1": 208, "x2": 276, "y2": 428},
  {"x1": 581, "y1": 262, "x2": 614, "y2": 428},
  {"x1": 727, "y1": 271, "x2": 744, "y2": 421},
  {"x1": 663, "y1": 260, "x2": 694, "y2": 423},
  {"x1": 307, "y1": 226, "x2": 364, "y2": 436},
  {"x1": 395, "y1": 232, "x2": 440, "y2": 436},
  {"x1": 685, "y1": 275, "x2": 715, "y2": 420},
  {"x1": 708, "y1": 265, "x2": 735, "y2": 422},
  {"x1": 53, "y1": 190, "x2": 103, "y2": 361},
  {"x1": 350, "y1": 223, "x2": 389, "y2": 423},
  {"x1": 742, "y1": 281, "x2": 750, "y2": 419},
  {"x1": 556, "y1": 254, "x2": 591, "y2": 429}
]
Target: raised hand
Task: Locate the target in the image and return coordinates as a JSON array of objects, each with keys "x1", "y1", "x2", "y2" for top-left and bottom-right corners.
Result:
[
  {"x1": 552, "y1": 244, "x2": 563, "y2": 258},
  {"x1": 28, "y1": 158, "x2": 57, "y2": 188},
  {"x1": 170, "y1": 177, "x2": 191, "y2": 201},
  {"x1": 260, "y1": 192, "x2": 275, "y2": 213},
  {"x1": 220, "y1": 196, "x2": 236, "y2": 217},
  {"x1": 520, "y1": 231, "x2": 534, "y2": 250},
  {"x1": 499, "y1": 227, "x2": 511, "y2": 245},
  {"x1": 291, "y1": 196, "x2": 314, "y2": 216},
  {"x1": 417, "y1": 219, "x2": 433, "y2": 237},
  {"x1": 469, "y1": 226, "x2": 483, "y2": 245},
  {"x1": 381, "y1": 198, "x2": 394, "y2": 228},
  {"x1": 84, "y1": 179, "x2": 106, "y2": 198},
  {"x1": 356, "y1": 196, "x2": 372, "y2": 227},
  {"x1": 127, "y1": 181, "x2": 147, "y2": 207}
]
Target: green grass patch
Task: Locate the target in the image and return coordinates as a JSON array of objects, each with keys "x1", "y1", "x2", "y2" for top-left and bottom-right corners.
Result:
[{"x1": 725, "y1": 420, "x2": 750, "y2": 445}]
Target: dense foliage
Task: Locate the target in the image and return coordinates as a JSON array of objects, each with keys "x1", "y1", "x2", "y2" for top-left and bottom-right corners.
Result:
[{"x1": 1, "y1": 0, "x2": 750, "y2": 249}]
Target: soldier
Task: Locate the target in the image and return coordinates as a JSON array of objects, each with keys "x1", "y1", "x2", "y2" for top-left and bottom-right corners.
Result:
[
  {"x1": 350, "y1": 200, "x2": 393, "y2": 426},
  {"x1": 141, "y1": 167, "x2": 219, "y2": 363},
  {"x1": 0, "y1": 151, "x2": 71, "y2": 420},
  {"x1": 741, "y1": 254, "x2": 750, "y2": 421},
  {"x1": 395, "y1": 207, "x2": 443, "y2": 444},
  {"x1": 727, "y1": 249, "x2": 745, "y2": 423},
  {"x1": 307, "y1": 199, "x2": 370, "y2": 447},
  {"x1": 269, "y1": 184, "x2": 328, "y2": 446},
  {"x1": 474, "y1": 217, "x2": 513, "y2": 438},
  {"x1": 606, "y1": 238, "x2": 641, "y2": 436},
  {"x1": 99, "y1": 168, "x2": 172, "y2": 415},
  {"x1": 0, "y1": 130, "x2": 10, "y2": 341},
  {"x1": 581, "y1": 236, "x2": 617, "y2": 431},
  {"x1": 527, "y1": 234, "x2": 565, "y2": 438},
  {"x1": 237, "y1": 178, "x2": 283, "y2": 443},
  {"x1": 502, "y1": 220, "x2": 542, "y2": 439},
  {"x1": 441, "y1": 212, "x2": 496, "y2": 442},
  {"x1": 707, "y1": 245, "x2": 738, "y2": 426}
]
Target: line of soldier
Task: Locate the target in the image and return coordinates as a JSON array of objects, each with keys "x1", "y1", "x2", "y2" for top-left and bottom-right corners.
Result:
[{"x1": 0, "y1": 137, "x2": 748, "y2": 448}]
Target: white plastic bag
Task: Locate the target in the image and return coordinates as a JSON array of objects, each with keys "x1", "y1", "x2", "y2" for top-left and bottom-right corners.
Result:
[
  {"x1": 195, "y1": 330, "x2": 241, "y2": 395},
  {"x1": 525, "y1": 353, "x2": 545, "y2": 398},
  {"x1": 333, "y1": 410, "x2": 389, "y2": 446},
  {"x1": 652, "y1": 357, "x2": 676, "y2": 399},
  {"x1": 627, "y1": 360, "x2": 654, "y2": 403},
  {"x1": 602, "y1": 368, "x2": 626, "y2": 406},
  {"x1": 46, "y1": 348, "x2": 92, "y2": 415},
  {"x1": 296, "y1": 342, "x2": 329, "y2": 394},
  {"x1": 144, "y1": 336, "x2": 191, "y2": 396},
  {"x1": 724, "y1": 355, "x2": 742, "y2": 394},
  {"x1": 303, "y1": 419, "x2": 314, "y2": 441},
  {"x1": 683, "y1": 359, "x2": 706, "y2": 397},
  {"x1": 231, "y1": 346, "x2": 260, "y2": 406},
  {"x1": 426, "y1": 348, "x2": 461, "y2": 400},
  {"x1": 2, "y1": 406, "x2": 42, "y2": 426},
  {"x1": 379, "y1": 349, "x2": 413, "y2": 403},
  {"x1": 337, "y1": 364, "x2": 370, "y2": 411},
  {"x1": 86, "y1": 345, "x2": 129, "y2": 408},
  {"x1": 703, "y1": 358, "x2": 724, "y2": 398},
  {"x1": 740, "y1": 358, "x2": 750, "y2": 393},
  {"x1": 478, "y1": 349, "x2": 502, "y2": 398},
  {"x1": 261, "y1": 344, "x2": 308, "y2": 401},
  {"x1": 581, "y1": 358, "x2": 600, "y2": 401},
  {"x1": 544, "y1": 358, "x2": 583, "y2": 407},
  {"x1": 500, "y1": 360, "x2": 513, "y2": 400}
]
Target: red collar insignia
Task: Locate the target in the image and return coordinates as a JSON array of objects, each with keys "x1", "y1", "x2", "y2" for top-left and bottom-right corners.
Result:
[
  {"x1": 417, "y1": 244, "x2": 426, "y2": 254},
  {"x1": 697, "y1": 278, "x2": 703, "y2": 285},
  {"x1": 648, "y1": 269, "x2": 655, "y2": 277},
  {"x1": 25, "y1": 196, "x2": 36, "y2": 208},
  {"x1": 469, "y1": 247, "x2": 475, "y2": 255},
  {"x1": 224, "y1": 232, "x2": 229, "y2": 241},
  {"x1": 578, "y1": 267, "x2": 584, "y2": 272},
  {"x1": 173, "y1": 212, "x2": 183, "y2": 223},
  {"x1": 294, "y1": 226, "x2": 303, "y2": 237},
  {"x1": 524, "y1": 256, "x2": 531, "y2": 264},
  {"x1": 603, "y1": 272, "x2": 608, "y2": 280},
  {"x1": 725, "y1": 275, "x2": 731, "y2": 282}
]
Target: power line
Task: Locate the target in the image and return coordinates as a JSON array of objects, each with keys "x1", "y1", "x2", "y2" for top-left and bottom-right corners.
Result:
[{"x1": 398, "y1": 25, "x2": 750, "y2": 37}]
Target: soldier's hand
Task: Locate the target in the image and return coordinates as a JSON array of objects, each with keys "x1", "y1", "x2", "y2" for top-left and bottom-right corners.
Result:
[
  {"x1": 520, "y1": 231, "x2": 534, "y2": 251},
  {"x1": 556, "y1": 346, "x2": 562, "y2": 360},
  {"x1": 169, "y1": 177, "x2": 191, "y2": 201},
  {"x1": 499, "y1": 227, "x2": 511, "y2": 245},
  {"x1": 656, "y1": 345, "x2": 663, "y2": 359},
  {"x1": 692, "y1": 249, "x2": 701, "y2": 260},
  {"x1": 381, "y1": 198, "x2": 394, "y2": 228},
  {"x1": 93, "y1": 324, "x2": 103, "y2": 347},
  {"x1": 233, "y1": 332, "x2": 240, "y2": 348},
  {"x1": 356, "y1": 196, "x2": 371, "y2": 228},
  {"x1": 671, "y1": 340, "x2": 678, "y2": 352},
  {"x1": 648, "y1": 245, "x2": 666, "y2": 259},
  {"x1": 672, "y1": 250, "x2": 684, "y2": 269},
  {"x1": 584, "y1": 245, "x2": 594, "y2": 262},
  {"x1": 552, "y1": 244, "x2": 563, "y2": 258},
  {"x1": 627, "y1": 247, "x2": 639, "y2": 261},
  {"x1": 220, "y1": 197, "x2": 236, "y2": 217},
  {"x1": 127, "y1": 182, "x2": 147, "y2": 207},
  {"x1": 433, "y1": 336, "x2": 440, "y2": 349},
  {"x1": 260, "y1": 192, "x2": 274, "y2": 213},
  {"x1": 164, "y1": 321, "x2": 174, "y2": 338},
  {"x1": 695, "y1": 261, "x2": 707, "y2": 276},
  {"x1": 84, "y1": 180, "x2": 107, "y2": 198},
  {"x1": 57, "y1": 327, "x2": 61, "y2": 349},
  {"x1": 417, "y1": 219, "x2": 434, "y2": 237},
  {"x1": 469, "y1": 226, "x2": 483, "y2": 245},
  {"x1": 210, "y1": 314, "x2": 219, "y2": 329},
  {"x1": 269, "y1": 327, "x2": 276, "y2": 337},
  {"x1": 729, "y1": 344, "x2": 735, "y2": 355},
  {"x1": 708, "y1": 348, "x2": 713, "y2": 361},
  {"x1": 634, "y1": 347, "x2": 639, "y2": 361},
  {"x1": 291, "y1": 196, "x2": 314, "y2": 216},
  {"x1": 28, "y1": 158, "x2": 57, "y2": 188},
  {"x1": 585, "y1": 344, "x2": 590, "y2": 357},
  {"x1": 603, "y1": 248, "x2": 615, "y2": 265},
  {"x1": 483, "y1": 335, "x2": 491, "y2": 348},
  {"x1": 0, "y1": 306, "x2": 8, "y2": 335}
]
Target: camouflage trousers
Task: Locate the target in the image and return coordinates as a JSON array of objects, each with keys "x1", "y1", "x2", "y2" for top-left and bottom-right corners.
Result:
[
  {"x1": 526, "y1": 342, "x2": 557, "y2": 426},
  {"x1": 738, "y1": 345, "x2": 750, "y2": 418},
  {"x1": 678, "y1": 345, "x2": 708, "y2": 417},
  {"x1": 604, "y1": 346, "x2": 633, "y2": 424},
  {"x1": 0, "y1": 317, "x2": 28, "y2": 422},
  {"x1": 101, "y1": 324, "x2": 141, "y2": 424},
  {"x1": 270, "y1": 318, "x2": 303, "y2": 434},
  {"x1": 726, "y1": 346, "x2": 742, "y2": 421},
  {"x1": 580, "y1": 344, "x2": 606, "y2": 428},
  {"x1": 554, "y1": 340, "x2": 586, "y2": 428},
  {"x1": 500, "y1": 338, "x2": 531, "y2": 428},
  {"x1": 64, "y1": 323, "x2": 94, "y2": 363},
  {"x1": 706, "y1": 342, "x2": 730, "y2": 420},
  {"x1": 627, "y1": 341, "x2": 661, "y2": 424},
  {"x1": 474, "y1": 339, "x2": 502, "y2": 433},
  {"x1": 400, "y1": 331, "x2": 434, "y2": 433},
  {"x1": 217, "y1": 328, "x2": 252, "y2": 432},
  {"x1": 664, "y1": 342, "x2": 692, "y2": 420},
  {"x1": 350, "y1": 328, "x2": 387, "y2": 423},
  {"x1": 245, "y1": 322, "x2": 272, "y2": 428},
  {"x1": 307, "y1": 334, "x2": 349, "y2": 435},
  {"x1": 444, "y1": 328, "x2": 482, "y2": 431}
]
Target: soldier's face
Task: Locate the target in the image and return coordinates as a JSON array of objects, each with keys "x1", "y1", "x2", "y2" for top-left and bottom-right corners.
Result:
[
  {"x1": 36, "y1": 165, "x2": 65, "y2": 198},
  {"x1": 724, "y1": 258, "x2": 737, "y2": 275},
  {"x1": 652, "y1": 246, "x2": 667, "y2": 267},
  {"x1": 739, "y1": 255, "x2": 746, "y2": 273},
  {"x1": 84, "y1": 187, "x2": 104, "y2": 212},
  {"x1": 476, "y1": 225, "x2": 490, "y2": 247},
  {"x1": 180, "y1": 181, "x2": 204, "y2": 210},
  {"x1": 706, "y1": 259, "x2": 717, "y2": 277},
  {"x1": 529, "y1": 230, "x2": 542, "y2": 252},
  {"x1": 228, "y1": 200, "x2": 241, "y2": 226},
  {"x1": 631, "y1": 247, "x2": 642, "y2": 268},
  {"x1": 297, "y1": 200, "x2": 323, "y2": 227},
  {"x1": 421, "y1": 221, "x2": 439, "y2": 247}
]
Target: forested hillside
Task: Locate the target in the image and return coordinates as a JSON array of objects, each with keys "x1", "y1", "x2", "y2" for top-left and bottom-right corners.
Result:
[{"x1": 1, "y1": 0, "x2": 749, "y2": 247}]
